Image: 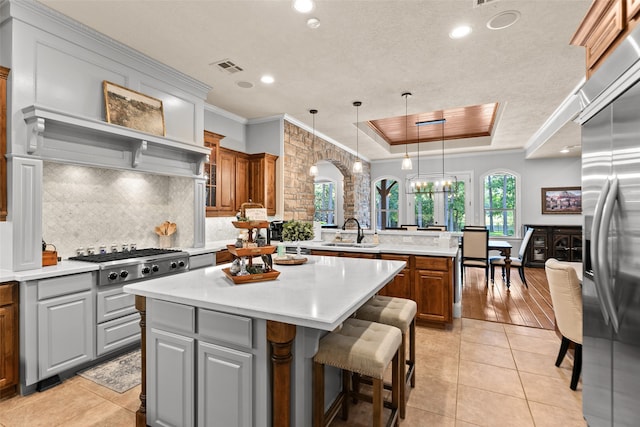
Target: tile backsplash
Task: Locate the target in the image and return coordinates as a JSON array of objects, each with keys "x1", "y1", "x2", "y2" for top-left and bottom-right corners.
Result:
[{"x1": 43, "y1": 162, "x2": 194, "y2": 258}]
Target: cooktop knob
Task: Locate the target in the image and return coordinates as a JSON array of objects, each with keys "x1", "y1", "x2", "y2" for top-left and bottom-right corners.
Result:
[
  {"x1": 142, "y1": 266, "x2": 150, "y2": 274},
  {"x1": 152, "y1": 265, "x2": 159, "y2": 272},
  {"x1": 170, "y1": 262, "x2": 177, "y2": 269},
  {"x1": 178, "y1": 260, "x2": 186, "y2": 268},
  {"x1": 120, "y1": 270, "x2": 129, "y2": 278},
  {"x1": 108, "y1": 272, "x2": 118, "y2": 280}
]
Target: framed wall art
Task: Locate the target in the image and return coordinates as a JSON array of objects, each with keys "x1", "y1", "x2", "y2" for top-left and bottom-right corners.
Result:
[
  {"x1": 541, "y1": 186, "x2": 582, "y2": 214},
  {"x1": 103, "y1": 81, "x2": 165, "y2": 136}
]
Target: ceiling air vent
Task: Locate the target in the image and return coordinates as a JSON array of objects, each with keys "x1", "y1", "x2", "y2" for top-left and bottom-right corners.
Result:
[
  {"x1": 212, "y1": 59, "x2": 244, "y2": 74},
  {"x1": 474, "y1": 0, "x2": 498, "y2": 7}
]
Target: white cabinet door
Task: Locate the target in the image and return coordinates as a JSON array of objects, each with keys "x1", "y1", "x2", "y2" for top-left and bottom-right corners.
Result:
[
  {"x1": 37, "y1": 291, "x2": 93, "y2": 379},
  {"x1": 148, "y1": 328, "x2": 194, "y2": 427},
  {"x1": 198, "y1": 341, "x2": 253, "y2": 427}
]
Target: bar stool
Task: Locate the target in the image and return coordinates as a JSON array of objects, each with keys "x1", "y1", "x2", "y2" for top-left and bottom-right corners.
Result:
[
  {"x1": 313, "y1": 318, "x2": 401, "y2": 427},
  {"x1": 355, "y1": 295, "x2": 417, "y2": 418}
]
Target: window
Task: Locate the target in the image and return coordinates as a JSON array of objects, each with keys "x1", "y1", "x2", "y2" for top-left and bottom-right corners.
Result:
[
  {"x1": 409, "y1": 175, "x2": 468, "y2": 231},
  {"x1": 314, "y1": 180, "x2": 336, "y2": 225},
  {"x1": 375, "y1": 178, "x2": 399, "y2": 229},
  {"x1": 483, "y1": 172, "x2": 517, "y2": 236}
]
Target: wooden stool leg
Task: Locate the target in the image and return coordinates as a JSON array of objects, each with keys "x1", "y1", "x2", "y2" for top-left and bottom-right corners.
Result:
[
  {"x1": 313, "y1": 361, "x2": 324, "y2": 427},
  {"x1": 373, "y1": 377, "x2": 383, "y2": 427},
  {"x1": 341, "y1": 369, "x2": 350, "y2": 420},
  {"x1": 399, "y1": 332, "x2": 406, "y2": 419},
  {"x1": 392, "y1": 351, "x2": 400, "y2": 427},
  {"x1": 410, "y1": 319, "x2": 416, "y2": 388}
]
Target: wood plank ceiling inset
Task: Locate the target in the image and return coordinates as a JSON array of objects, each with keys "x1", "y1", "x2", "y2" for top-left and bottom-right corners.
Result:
[{"x1": 367, "y1": 102, "x2": 499, "y2": 146}]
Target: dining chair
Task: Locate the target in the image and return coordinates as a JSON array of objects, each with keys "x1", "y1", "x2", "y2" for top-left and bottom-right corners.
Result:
[
  {"x1": 463, "y1": 225, "x2": 487, "y2": 230},
  {"x1": 490, "y1": 227, "x2": 535, "y2": 288},
  {"x1": 425, "y1": 225, "x2": 447, "y2": 231},
  {"x1": 461, "y1": 228, "x2": 489, "y2": 286},
  {"x1": 544, "y1": 258, "x2": 582, "y2": 390}
]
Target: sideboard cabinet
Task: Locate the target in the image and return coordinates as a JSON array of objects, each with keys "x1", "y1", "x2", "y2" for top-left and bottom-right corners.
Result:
[{"x1": 524, "y1": 225, "x2": 582, "y2": 267}]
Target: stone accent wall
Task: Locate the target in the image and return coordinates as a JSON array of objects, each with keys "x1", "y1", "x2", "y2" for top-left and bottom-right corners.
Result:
[{"x1": 283, "y1": 121, "x2": 371, "y2": 227}]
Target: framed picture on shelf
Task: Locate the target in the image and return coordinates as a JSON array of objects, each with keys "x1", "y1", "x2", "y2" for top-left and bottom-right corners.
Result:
[
  {"x1": 541, "y1": 186, "x2": 582, "y2": 214},
  {"x1": 103, "y1": 80, "x2": 165, "y2": 136}
]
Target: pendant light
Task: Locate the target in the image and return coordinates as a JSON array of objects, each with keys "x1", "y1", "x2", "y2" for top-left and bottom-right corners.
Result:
[
  {"x1": 401, "y1": 92, "x2": 413, "y2": 170},
  {"x1": 352, "y1": 101, "x2": 363, "y2": 174},
  {"x1": 309, "y1": 109, "x2": 319, "y2": 176}
]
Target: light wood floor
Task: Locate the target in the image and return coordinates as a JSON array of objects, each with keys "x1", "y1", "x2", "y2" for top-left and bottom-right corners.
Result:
[{"x1": 461, "y1": 266, "x2": 556, "y2": 330}]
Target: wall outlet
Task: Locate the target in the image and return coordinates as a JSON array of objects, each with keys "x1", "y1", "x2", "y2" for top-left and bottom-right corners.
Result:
[{"x1": 403, "y1": 236, "x2": 413, "y2": 243}]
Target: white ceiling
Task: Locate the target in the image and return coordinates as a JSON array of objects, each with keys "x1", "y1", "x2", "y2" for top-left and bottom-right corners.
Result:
[{"x1": 38, "y1": 0, "x2": 590, "y2": 160}]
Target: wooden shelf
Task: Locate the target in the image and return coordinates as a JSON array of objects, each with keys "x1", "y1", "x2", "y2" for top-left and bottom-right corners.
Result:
[
  {"x1": 226, "y1": 244, "x2": 276, "y2": 258},
  {"x1": 222, "y1": 267, "x2": 280, "y2": 285},
  {"x1": 232, "y1": 221, "x2": 270, "y2": 230}
]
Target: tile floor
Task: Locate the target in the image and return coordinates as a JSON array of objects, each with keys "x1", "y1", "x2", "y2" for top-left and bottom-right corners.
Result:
[{"x1": 0, "y1": 318, "x2": 586, "y2": 426}]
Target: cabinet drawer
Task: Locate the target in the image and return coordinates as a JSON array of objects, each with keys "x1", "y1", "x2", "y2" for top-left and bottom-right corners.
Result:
[
  {"x1": 96, "y1": 312, "x2": 141, "y2": 356},
  {"x1": 37, "y1": 272, "x2": 92, "y2": 300},
  {"x1": 97, "y1": 287, "x2": 136, "y2": 323},
  {"x1": 415, "y1": 256, "x2": 449, "y2": 271},
  {"x1": 190, "y1": 253, "x2": 215, "y2": 269},
  {"x1": 0, "y1": 282, "x2": 17, "y2": 305},
  {"x1": 198, "y1": 309, "x2": 253, "y2": 349},
  {"x1": 149, "y1": 299, "x2": 195, "y2": 335}
]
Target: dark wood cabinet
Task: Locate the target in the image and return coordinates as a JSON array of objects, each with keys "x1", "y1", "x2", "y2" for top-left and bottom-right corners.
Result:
[
  {"x1": 1, "y1": 66, "x2": 9, "y2": 222},
  {"x1": 524, "y1": 225, "x2": 582, "y2": 267},
  {"x1": 0, "y1": 281, "x2": 18, "y2": 400},
  {"x1": 204, "y1": 131, "x2": 277, "y2": 217},
  {"x1": 310, "y1": 250, "x2": 453, "y2": 325},
  {"x1": 414, "y1": 256, "x2": 452, "y2": 324},
  {"x1": 248, "y1": 153, "x2": 278, "y2": 216},
  {"x1": 379, "y1": 254, "x2": 412, "y2": 300},
  {"x1": 571, "y1": 0, "x2": 639, "y2": 77}
]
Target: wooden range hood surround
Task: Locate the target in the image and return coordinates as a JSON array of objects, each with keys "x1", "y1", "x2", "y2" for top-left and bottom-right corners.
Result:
[{"x1": 21, "y1": 105, "x2": 210, "y2": 178}]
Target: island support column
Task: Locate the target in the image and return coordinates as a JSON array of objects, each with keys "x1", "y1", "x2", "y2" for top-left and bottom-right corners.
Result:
[
  {"x1": 135, "y1": 295, "x2": 147, "y2": 427},
  {"x1": 267, "y1": 321, "x2": 297, "y2": 427}
]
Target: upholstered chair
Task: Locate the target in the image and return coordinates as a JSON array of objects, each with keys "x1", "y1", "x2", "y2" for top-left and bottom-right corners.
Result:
[{"x1": 491, "y1": 227, "x2": 535, "y2": 287}]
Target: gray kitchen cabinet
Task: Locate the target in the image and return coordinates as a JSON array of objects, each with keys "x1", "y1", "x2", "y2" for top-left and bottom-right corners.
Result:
[
  {"x1": 96, "y1": 285, "x2": 139, "y2": 356},
  {"x1": 37, "y1": 290, "x2": 93, "y2": 379},
  {"x1": 147, "y1": 328, "x2": 195, "y2": 427},
  {"x1": 146, "y1": 299, "x2": 259, "y2": 427},
  {"x1": 198, "y1": 342, "x2": 253, "y2": 427}
]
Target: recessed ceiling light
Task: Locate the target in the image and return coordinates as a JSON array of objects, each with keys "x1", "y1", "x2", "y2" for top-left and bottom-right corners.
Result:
[
  {"x1": 560, "y1": 147, "x2": 570, "y2": 154},
  {"x1": 307, "y1": 17, "x2": 321, "y2": 29},
  {"x1": 449, "y1": 25, "x2": 472, "y2": 39},
  {"x1": 293, "y1": 0, "x2": 314, "y2": 14},
  {"x1": 260, "y1": 75, "x2": 275, "y2": 84},
  {"x1": 487, "y1": 10, "x2": 521, "y2": 30},
  {"x1": 236, "y1": 81, "x2": 254, "y2": 89}
]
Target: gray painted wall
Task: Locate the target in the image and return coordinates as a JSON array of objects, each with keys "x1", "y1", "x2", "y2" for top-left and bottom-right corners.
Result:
[{"x1": 371, "y1": 150, "x2": 582, "y2": 232}]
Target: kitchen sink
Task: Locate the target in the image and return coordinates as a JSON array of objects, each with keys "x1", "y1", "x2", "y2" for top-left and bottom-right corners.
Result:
[{"x1": 322, "y1": 242, "x2": 378, "y2": 248}]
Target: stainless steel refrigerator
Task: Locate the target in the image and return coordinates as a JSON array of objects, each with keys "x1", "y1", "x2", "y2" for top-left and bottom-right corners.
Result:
[{"x1": 578, "y1": 25, "x2": 640, "y2": 427}]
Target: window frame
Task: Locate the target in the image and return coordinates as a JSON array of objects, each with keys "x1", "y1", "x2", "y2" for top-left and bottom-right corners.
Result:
[
  {"x1": 371, "y1": 175, "x2": 402, "y2": 230},
  {"x1": 314, "y1": 179, "x2": 338, "y2": 225},
  {"x1": 479, "y1": 169, "x2": 522, "y2": 238}
]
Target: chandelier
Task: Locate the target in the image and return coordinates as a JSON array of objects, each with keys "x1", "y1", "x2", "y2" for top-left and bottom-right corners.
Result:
[{"x1": 406, "y1": 117, "x2": 459, "y2": 196}]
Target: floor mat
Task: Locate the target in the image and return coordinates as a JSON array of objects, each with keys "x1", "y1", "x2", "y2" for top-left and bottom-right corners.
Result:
[{"x1": 78, "y1": 349, "x2": 141, "y2": 393}]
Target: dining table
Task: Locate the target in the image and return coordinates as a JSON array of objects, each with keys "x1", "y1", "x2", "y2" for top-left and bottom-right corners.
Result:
[{"x1": 488, "y1": 240, "x2": 514, "y2": 288}]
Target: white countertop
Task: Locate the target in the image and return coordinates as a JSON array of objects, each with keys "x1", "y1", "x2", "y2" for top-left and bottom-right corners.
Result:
[
  {"x1": 0, "y1": 260, "x2": 98, "y2": 282},
  {"x1": 300, "y1": 241, "x2": 459, "y2": 257},
  {"x1": 123, "y1": 256, "x2": 405, "y2": 331},
  {"x1": 1, "y1": 240, "x2": 455, "y2": 283}
]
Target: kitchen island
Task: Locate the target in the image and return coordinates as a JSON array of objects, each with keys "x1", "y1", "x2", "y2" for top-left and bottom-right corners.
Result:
[{"x1": 123, "y1": 255, "x2": 405, "y2": 427}]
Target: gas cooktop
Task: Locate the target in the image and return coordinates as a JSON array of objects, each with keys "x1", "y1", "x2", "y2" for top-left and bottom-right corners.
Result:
[
  {"x1": 69, "y1": 247, "x2": 189, "y2": 286},
  {"x1": 69, "y1": 248, "x2": 185, "y2": 263}
]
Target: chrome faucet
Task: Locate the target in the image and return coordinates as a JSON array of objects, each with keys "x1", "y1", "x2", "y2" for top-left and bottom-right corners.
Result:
[{"x1": 342, "y1": 218, "x2": 364, "y2": 244}]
